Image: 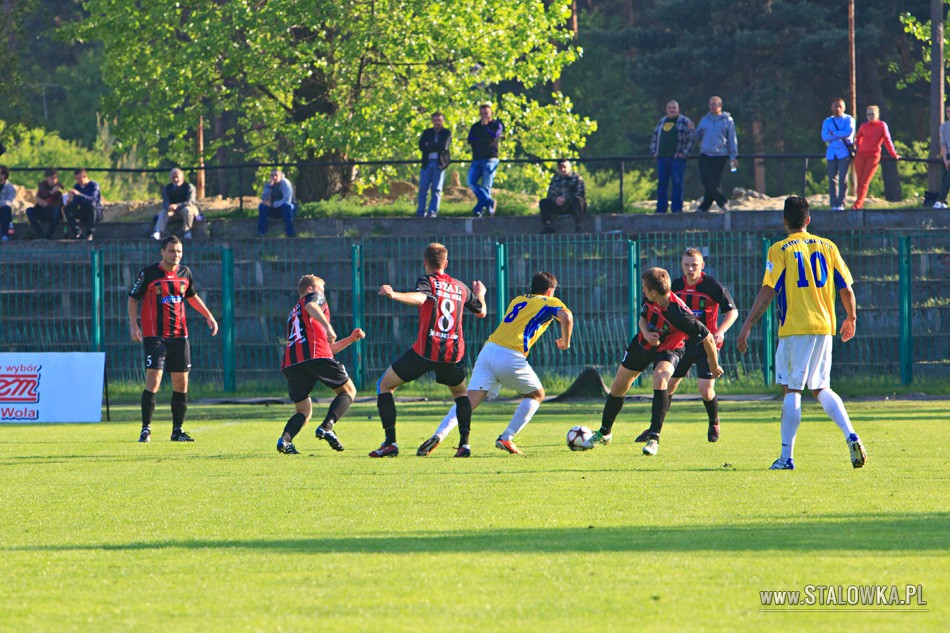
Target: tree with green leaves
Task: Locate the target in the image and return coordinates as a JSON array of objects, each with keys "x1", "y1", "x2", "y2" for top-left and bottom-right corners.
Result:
[{"x1": 78, "y1": 0, "x2": 596, "y2": 201}]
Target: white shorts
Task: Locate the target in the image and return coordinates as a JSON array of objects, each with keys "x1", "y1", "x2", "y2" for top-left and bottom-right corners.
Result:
[
  {"x1": 775, "y1": 334, "x2": 833, "y2": 391},
  {"x1": 467, "y1": 342, "x2": 543, "y2": 397}
]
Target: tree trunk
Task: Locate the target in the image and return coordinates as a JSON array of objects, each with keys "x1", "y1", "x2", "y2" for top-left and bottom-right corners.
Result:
[
  {"x1": 296, "y1": 149, "x2": 357, "y2": 202},
  {"x1": 752, "y1": 117, "x2": 766, "y2": 194}
]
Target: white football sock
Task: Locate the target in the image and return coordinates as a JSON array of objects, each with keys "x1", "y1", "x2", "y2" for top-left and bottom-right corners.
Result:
[
  {"x1": 781, "y1": 392, "x2": 802, "y2": 461},
  {"x1": 434, "y1": 405, "x2": 458, "y2": 440},
  {"x1": 500, "y1": 398, "x2": 541, "y2": 440},
  {"x1": 816, "y1": 389, "x2": 855, "y2": 439}
]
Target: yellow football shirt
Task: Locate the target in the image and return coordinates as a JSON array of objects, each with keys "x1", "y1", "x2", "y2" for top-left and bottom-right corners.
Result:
[
  {"x1": 488, "y1": 294, "x2": 568, "y2": 355},
  {"x1": 762, "y1": 231, "x2": 853, "y2": 337}
]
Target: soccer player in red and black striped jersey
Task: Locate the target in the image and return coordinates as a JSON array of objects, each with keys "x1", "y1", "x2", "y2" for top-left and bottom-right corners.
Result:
[
  {"x1": 661, "y1": 248, "x2": 738, "y2": 443},
  {"x1": 371, "y1": 242, "x2": 487, "y2": 458},
  {"x1": 581, "y1": 267, "x2": 723, "y2": 456},
  {"x1": 276, "y1": 274, "x2": 365, "y2": 455},
  {"x1": 128, "y1": 236, "x2": 218, "y2": 443}
]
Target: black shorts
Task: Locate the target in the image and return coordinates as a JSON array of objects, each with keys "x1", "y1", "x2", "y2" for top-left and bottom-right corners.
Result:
[
  {"x1": 282, "y1": 358, "x2": 350, "y2": 403},
  {"x1": 143, "y1": 336, "x2": 191, "y2": 372},
  {"x1": 671, "y1": 343, "x2": 716, "y2": 379},
  {"x1": 390, "y1": 348, "x2": 466, "y2": 387},
  {"x1": 619, "y1": 340, "x2": 684, "y2": 373}
]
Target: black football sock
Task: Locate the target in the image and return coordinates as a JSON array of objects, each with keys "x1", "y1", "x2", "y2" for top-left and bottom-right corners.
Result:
[
  {"x1": 377, "y1": 392, "x2": 397, "y2": 444},
  {"x1": 321, "y1": 392, "x2": 353, "y2": 430},
  {"x1": 171, "y1": 391, "x2": 188, "y2": 431},
  {"x1": 455, "y1": 396, "x2": 472, "y2": 446},
  {"x1": 141, "y1": 390, "x2": 156, "y2": 429},
  {"x1": 703, "y1": 395, "x2": 719, "y2": 422},
  {"x1": 282, "y1": 412, "x2": 307, "y2": 440},
  {"x1": 648, "y1": 389, "x2": 670, "y2": 436},
  {"x1": 599, "y1": 394, "x2": 625, "y2": 435}
]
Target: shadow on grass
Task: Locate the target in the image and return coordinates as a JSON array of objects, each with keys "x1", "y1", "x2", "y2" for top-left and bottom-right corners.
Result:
[{"x1": 8, "y1": 514, "x2": 947, "y2": 554}]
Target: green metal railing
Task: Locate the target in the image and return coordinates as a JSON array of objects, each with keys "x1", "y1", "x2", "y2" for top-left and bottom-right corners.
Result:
[{"x1": 1, "y1": 231, "x2": 947, "y2": 391}]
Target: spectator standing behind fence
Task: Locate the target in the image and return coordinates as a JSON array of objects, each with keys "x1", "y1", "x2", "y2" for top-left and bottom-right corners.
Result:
[
  {"x1": 650, "y1": 100, "x2": 694, "y2": 214},
  {"x1": 821, "y1": 98, "x2": 855, "y2": 211},
  {"x1": 64, "y1": 168, "x2": 102, "y2": 241},
  {"x1": 153, "y1": 168, "x2": 200, "y2": 240},
  {"x1": 258, "y1": 169, "x2": 296, "y2": 237},
  {"x1": 540, "y1": 160, "x2": 586, "y2": 234},
  {"x1": 467, "y1": 103, "x2": 503, "y2": 217},
  {"x1": 936, "y1": 104, "x2": 950, "y2": 208},
  {"x1": 694, "y1": 96, "x2": 738, "y2": 213},
  {"x1": 0, "y1": 166, "x2": 15, "y2": 241},
  {"x1": 417, "y1": 112, "x2": 452, "y2": 218},
  {"x1": 26, "y1": 169, "x2": 65, "y2": 240},
  {"x1": 851, "y1": 106, "x2": 900, "y2": 210}
]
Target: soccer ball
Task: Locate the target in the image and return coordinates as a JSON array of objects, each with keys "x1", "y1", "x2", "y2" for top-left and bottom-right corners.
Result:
[{"x1": 566, "y1": 425, "x2": 593, "y2": 451}]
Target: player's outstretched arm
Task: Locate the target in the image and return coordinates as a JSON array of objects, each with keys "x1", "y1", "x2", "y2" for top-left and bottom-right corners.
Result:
[
  {"x1": 555, "y1": 308, "x2": 574, "y2": 350},
  {"x1": 379, "y1": 284, "x2": 427, "y2": 307},
  {"x1": 838, "y1": 285, "x2": 857, "y2": 342},
  {"x1": 186, "y1": 295, "x2": 219, "y2": 336},
  {"x1": 736, "y1": 285, "x2": 777, "y2": 353},
  {"x1": 127, "y1": 297, "x2": 142, "y2": 342},
  {"x1": 471, "y1": 280, "x2": 488, "y2": 318},
  {"x1": 330, "y1": 328, "x2": 365, "y2": 354}
]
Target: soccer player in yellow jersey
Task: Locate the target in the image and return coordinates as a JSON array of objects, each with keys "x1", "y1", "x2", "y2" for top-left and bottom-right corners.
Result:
[
  {"x1": 737, "y1": 196, "x2": 866, "y2": 470},
  {"x1": 417, "y1": 271, "x2": 574, "y2": 456}
]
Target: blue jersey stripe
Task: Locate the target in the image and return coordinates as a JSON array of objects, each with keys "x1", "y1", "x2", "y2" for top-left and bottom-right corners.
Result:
[
  {"x1": 522, "y1": 306, "x2": 560, "y2": 352},
  {"x1": 774, "y1": 270, "x2": 787, "y2": 327}
]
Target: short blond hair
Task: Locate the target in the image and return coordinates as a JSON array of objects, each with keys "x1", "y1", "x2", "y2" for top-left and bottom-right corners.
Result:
[
  {"x1": 682, "y1": 247, "x2": 704, "y2": 260},
  {"x1": 424, "y1": 243, "x2": 448, "y2": 270},
  {"x1": 297, "y1": 274, "x2": 325, "y2": 295},
  {"x1": 866, "y1": 105, "x2": 880, "y2": 115}
]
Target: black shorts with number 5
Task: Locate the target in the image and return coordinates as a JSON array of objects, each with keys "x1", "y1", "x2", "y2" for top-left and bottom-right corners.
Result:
[
  {"x1": 143, "y1": 336, "x2": 192, "y2": 372},
  {"x1": 620, "y1": 340, "x2": 684, "y2": 372}
]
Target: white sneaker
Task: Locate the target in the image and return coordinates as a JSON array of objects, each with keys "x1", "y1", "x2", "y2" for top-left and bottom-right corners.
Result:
[
  {"x1": 642, "y1": 438, "x2": 659, "y2": 456},
  {"x1": 151, "y1": 231, "x2": 161, "y2": 240},
  {"x1": 933, "y1": 201, "x2": 947, "y2": 209}
]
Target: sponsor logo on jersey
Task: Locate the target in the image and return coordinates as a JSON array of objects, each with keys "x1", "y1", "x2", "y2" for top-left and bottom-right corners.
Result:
[{"x1": 161, "y1": 296, "x2": 183, "y2": 305}]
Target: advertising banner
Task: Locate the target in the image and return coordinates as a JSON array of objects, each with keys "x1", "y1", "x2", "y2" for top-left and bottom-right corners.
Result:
[{"x1": 0, "y1": 353, "x2": 105, "y2": 423}]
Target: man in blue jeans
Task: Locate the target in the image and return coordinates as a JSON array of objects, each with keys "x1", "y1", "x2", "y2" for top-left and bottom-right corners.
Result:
[
  {"x1": 467, "y1": 103, "x2": 503, "y2": 217},
  {"x1": 417, "y1": 112, "x2": 452, "y2": 218},
  {"x1": 650, "y1": 100, "x2": 694, "y2": 213},
  {"x1": 258, "y1": 169, "x2": 296, "y2": 237}
]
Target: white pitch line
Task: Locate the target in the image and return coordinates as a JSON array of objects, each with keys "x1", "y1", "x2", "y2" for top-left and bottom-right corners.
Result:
[{"x1": 188, "y1": 421, "x2": 243, "y2": 433}]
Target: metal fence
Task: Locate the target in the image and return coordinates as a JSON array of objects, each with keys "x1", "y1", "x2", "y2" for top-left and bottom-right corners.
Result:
[{"x1": 1, "y1": 231, "x2": 946, "y2": 390}]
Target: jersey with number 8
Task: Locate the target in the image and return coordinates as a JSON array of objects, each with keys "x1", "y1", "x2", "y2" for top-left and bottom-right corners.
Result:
[
  {"x1": 762, "y1": 231, "x2": 853, "y2": 337},
  {"x1": 411, "y1": 272, "x2": 483, "y2": 363}
]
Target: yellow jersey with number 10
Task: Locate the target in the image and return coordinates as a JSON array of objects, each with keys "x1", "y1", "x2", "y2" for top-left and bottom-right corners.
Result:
[
  {"x1": 762, "y1": 231, "x2": 853, "y2": 337},
  {"x1": 488, "y1": 294, "x2": 568, "y2": 356}
]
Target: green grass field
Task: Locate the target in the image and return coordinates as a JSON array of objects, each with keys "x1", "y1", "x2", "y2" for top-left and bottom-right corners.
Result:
[{"x1": 1, "y1": 398, "x2": 947, "y2": 632}]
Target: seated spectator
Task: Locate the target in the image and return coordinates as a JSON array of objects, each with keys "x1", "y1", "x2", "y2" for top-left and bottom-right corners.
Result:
[
  {"x1": 26, "y1": 168, "x2": 66, "y2": 239},
  {"x1": 64, "y1": 168, "x2": 102, "y2": 240},
  {"x1": 153, "y1": 167, "x2": 199, "y2": 240},
  {"x1": 0, "y1": 165, "x2": 15, "y2": 242},
  {"x1": 258, "y1": 169, "x2": 296, "y2": 237},
  {"x1": 540, "y1": 159, "x2": 586, "y2": 234}
]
